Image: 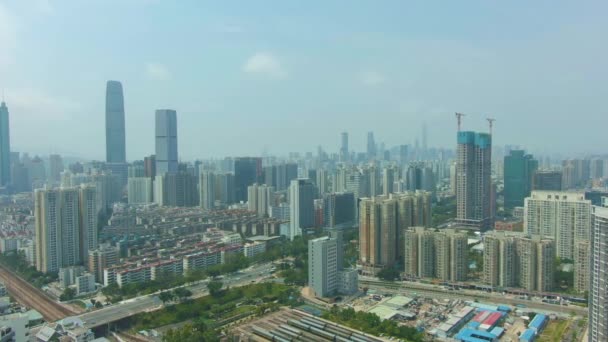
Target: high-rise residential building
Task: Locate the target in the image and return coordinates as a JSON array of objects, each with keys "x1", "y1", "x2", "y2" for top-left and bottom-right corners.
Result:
[
  {"x1": 263, "y1": 163, "x2": 297, "y2": 191},
  {"x1": 155, "y1": 171, "x2": 197, "y2": 207},
  {"x1": 308, "y1": 234, "x2": 358, "y2": 298},
  {"x1": 234, "y1": 157, "x2": 262, "y2": 202},
  {"x1": 366, "y1": 131, "x2": 376, "y2": 159},
  {"x1": 127, "y1": 164, "x2": 144, "y2": 178},
  {"x1": 289, "y1": 179, "x2": 315, "y2": 240},
  {"x1": 105, "y1": 81, "x2": 128, "y2": 186},
  {"x1": 199, "y1": 171, "x2": 216, "y2": 210},
  {"x1": 532, "y1": 170, "x2": 563, "y2": 191},
  {"x1": 88, "y1": 245, "x2": 118, "y2": 283},
  {"x1": 359, "y1": 191, "x2": 431, "y2": 274},
  {"x1": 340, "y1": 132, "x2": 349, "y2": 162},
  {"x1": 247, "y1": 183, "x2": 274, "y2": 217},
  {"x1": 574, "y1": 240, "x2": 590, "y2": 293},
  {"x1": 405, "y1": 163, "x2": 435, "y2": 193},
  {"x1": 382, "y1": 166, "x2": 396, "y2": 195},
  {"x1": 504, "y1": 150, "x2": 538, "y2": 209},
  {"x1": 483, "y1": 231, "x2": 554, "y2": 292},
  {"x1": 35, "y1": 185, "x2": 98, "y2": 273},
  {"x1": 589, "y1": 205, "x2": 608, "y2": 342},
  {"x1": 78, "y1": 185, "x2": 98, "y2": 264},
  {"x1": 48, "y1": 154, "x2": 64, "y2": 183},
  {"x1": 456, "y1": 131, "x2": 493, "y2": 229},
  {"x1": 0, "y1": 101, "x2": 10, "y2": 187},
  {"x1": 127, "y1": 177, "x2": 153, "y2": 204},
  {"x1": 323, "y1": 192, "x2": 355, "y2": 228},
  {"x1": 524, "y1": 191, "x2": 591, "y2": 259},
  {"x1": 91, "y1": 172, "x2": 121, "y2": 214},
  {"x1": 155, "y1": 109, "x2": 178, "y2": 175},
  {"x1": 215, "y1": 172, "x2": 235, "y2": 206},
  {"x1": 402, "y1": 227, "x2": 468, "y2": 282},
  {"x1": 316, "y1": 168, "x2": 329, "y2": 195},
  {"x1": 144, "y1": 155, "x2": 156, "y2": 180}
]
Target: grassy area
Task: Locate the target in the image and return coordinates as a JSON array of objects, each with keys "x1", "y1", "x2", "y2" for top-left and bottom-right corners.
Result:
[
  {"x1": 68, "y1": 300, "x2": 88, "y2": 309},
  {"x1": 538, "y1": 320, "x2": 570, "y2": 342},
  {"x1": 128, "y1": 283, "x2": 301, "y2": 331}
]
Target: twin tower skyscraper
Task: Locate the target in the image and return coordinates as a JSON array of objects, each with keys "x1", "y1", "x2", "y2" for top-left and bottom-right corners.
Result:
[{"x1": 105, "y1": 81, "x2": 178, "y2": 182}]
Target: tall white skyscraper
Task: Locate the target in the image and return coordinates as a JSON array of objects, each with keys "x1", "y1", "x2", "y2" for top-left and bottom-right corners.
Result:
[
  {"x1": 247, "y1": 183, "x2": 274, "y2": 217},
  {"x1": 289, "y1": 179, "x2": 315, "y2": 240},
  {"x1": 155, "y1": 109, "x2": 178, "y2": 175}
]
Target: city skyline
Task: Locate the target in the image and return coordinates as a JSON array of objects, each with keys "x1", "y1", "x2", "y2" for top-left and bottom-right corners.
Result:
[{"x1": 1, "y1": 1, "x2": 607, "y2": 159}]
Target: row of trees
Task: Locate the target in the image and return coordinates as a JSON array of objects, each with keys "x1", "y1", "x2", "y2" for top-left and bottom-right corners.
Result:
[
  {"x1": 0, "y1": 251, "x2": 57, "y2": 287},
  {"x1": 323, "y1": 306, "x2": 424, "y2": 341}
]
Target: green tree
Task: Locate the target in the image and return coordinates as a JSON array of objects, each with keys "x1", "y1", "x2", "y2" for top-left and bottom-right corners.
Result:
[
  {"x1": 207, "y1": 281, "x2": 223, "y2": 297},
  {"x1": 159, "y1": 291, "x2": 174, "y2": 305},
  {"x1": 59, "y1": 287, "x2": 76, "y2": 301},
  {"x1": 377, "y1": 268, "x2": 400, "y2": 281},
  {"x1": 173, "y1": 287, "x2": 193, "y2": 302}
]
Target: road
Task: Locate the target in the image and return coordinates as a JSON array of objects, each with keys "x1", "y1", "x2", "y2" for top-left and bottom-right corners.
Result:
[
  {"x1": 76, "y1": 262, "x2": 275, "y2": 329},
  {"x1": 360, "y1": 279, "x2": 588, "y2": 316},
  {"x1": 0, "y1": 263, "x2": 77, "y2": 321}
]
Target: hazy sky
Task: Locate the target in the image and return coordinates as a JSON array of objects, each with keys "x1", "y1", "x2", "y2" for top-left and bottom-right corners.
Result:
[{"x1": 1, "y1": 0, "x2": 606, "y2": 161}]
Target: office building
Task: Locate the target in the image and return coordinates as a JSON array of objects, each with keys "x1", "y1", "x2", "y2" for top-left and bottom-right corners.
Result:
[
  {"x1": 91, "y1": 172, "x2": 122, "y2": 213},
  {"x1": 402, "y1": 227, "x2": 468, "y2": 282},
  {"x1": 483, "y1": 231, "x2": 555, "y2": 292},
  {"x1": 308, "y1": 236, "x2": 338, "y2": 297},
  {"x1": 105, "y1": 81, "x2": 126, "y2": 164},
  {"x1": 589, "y1": 206, "x2": 608, "y2": 342},
  {"x1": 323, "y1": 192, "x2": 355, "y2": 228},
  {"x1": 247, "y1": 183, "x2": 274, "y2": 217},
  {"x1": 289, "y1": 179, "x2": 315, "y2": 240},
  {"x1": 234, "y1": 157, "x2": 262, "y2": 202},
  {"x1": 127, "y1": 177, "x2": 153, "y2": 204},
  {"x1": 308, "y1": 234, "x2": 358, "y2": 298},
  {"x1": 532, "y1": 170, "x2": 562, "y2": 191},
  {"x1": 105, "y1": 81, "x2": 127, "y2": 186},
  {"x1": 524, "y1": 191, "x2": 591, "y2": 259},
  {"x1": 340, "y1": 132, "x2": 349, "y2": 162},
  {"x1": 456, "y1": 131, "x2": 493, "y2": 229},
  {"x1": 155, "y1": 109, "x2": 178, "y2": 175},
  {"x1": 504, "y1": 150, "x2": 538, "y2": 209},
  {"x1": 35, "y1": 185, "x2": 98, "y2": 273},
  {"x1": 405, "y1": 163, "x2": 435, "y2": 193},
  {"x1": 367, "y1": 131, "x2": 376, "y2": 159},
  {"x1": 0, "y1": 101, "x2": 10, "y2": 187}
]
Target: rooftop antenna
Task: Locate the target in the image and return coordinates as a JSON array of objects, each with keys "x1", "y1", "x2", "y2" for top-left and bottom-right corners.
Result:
[
  {"x1": 487, "y1": 118, "x2": 496, "y2": 135},
  {"x1": 455, "y1": 112, "x2": 465, "y2": 131}
]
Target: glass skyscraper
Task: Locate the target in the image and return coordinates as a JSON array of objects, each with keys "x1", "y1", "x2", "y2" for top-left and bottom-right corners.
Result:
[
  {"x1": 155, "y1": 109, "x2": 178, "y2": 175},
  {"x1": 504, "y1": 150, "x2": 538, "y2": 209},
  {"x1": 0, "y1": 101, "x2": 10, "y2": 187},
  {"x1": 105, "y1": 81, "x2": 127, "y2": 185}
]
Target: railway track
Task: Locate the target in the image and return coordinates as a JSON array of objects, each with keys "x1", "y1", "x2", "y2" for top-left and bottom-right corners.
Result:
[{"x1": 0, "y1": 263, "x2": 77, "y2": 321}]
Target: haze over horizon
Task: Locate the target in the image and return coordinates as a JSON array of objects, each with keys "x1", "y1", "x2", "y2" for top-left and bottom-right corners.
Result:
[{"x1": 1, "y1": 0, "x2": 606, "y2": 160}]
